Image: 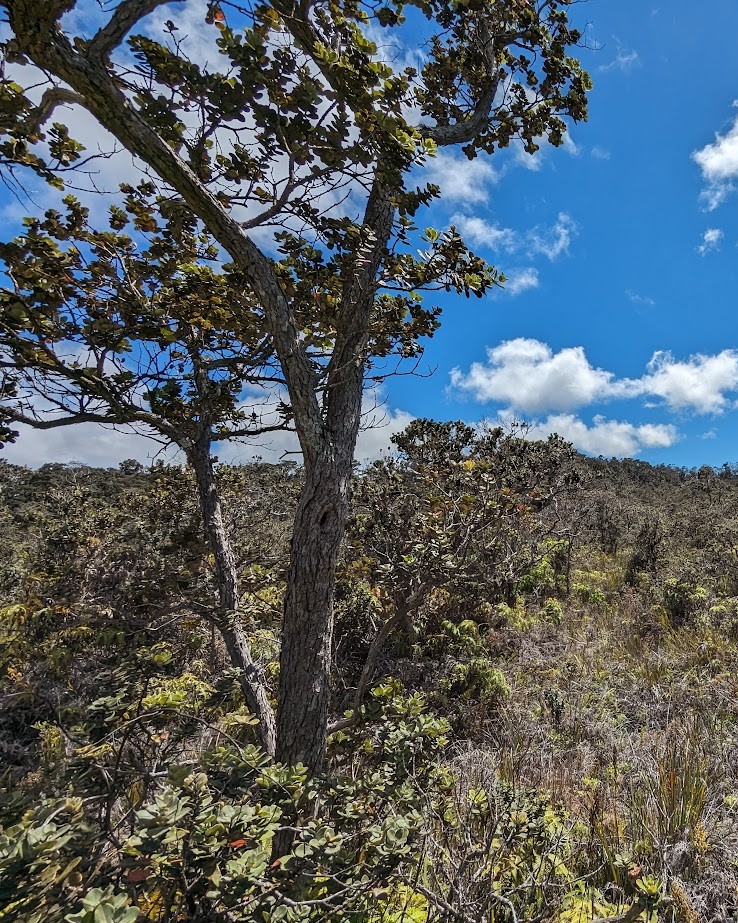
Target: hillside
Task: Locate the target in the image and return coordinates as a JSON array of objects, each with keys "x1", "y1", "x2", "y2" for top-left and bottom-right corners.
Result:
[{"x1": 3, "y1": 427, "x2": 738, "y2": 922}]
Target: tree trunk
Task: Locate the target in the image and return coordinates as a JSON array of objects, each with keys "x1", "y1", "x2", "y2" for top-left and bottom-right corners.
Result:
[
  {"x1": 275, "y1": 449, "x2": 353, "y2": 771},
  {"x1": 189, "y1": 440, "x2": 277, "y2": 757},
  {"x1": 275, "y1": 186, "x2": 393, "y2": 772}
]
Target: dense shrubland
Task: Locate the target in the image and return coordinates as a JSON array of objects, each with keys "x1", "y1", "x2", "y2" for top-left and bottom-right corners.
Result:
[{"x1": 4, "y1": 429, "x2": 738, "y2": 921}]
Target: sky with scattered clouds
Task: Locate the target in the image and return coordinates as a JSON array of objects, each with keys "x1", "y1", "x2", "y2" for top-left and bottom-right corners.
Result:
[
  {"x1": 5, "y1": 0, "x2": 738, "y2": 468},
  {"x1": 387, "y1": 0, "x2": 738, "y2": 466}
]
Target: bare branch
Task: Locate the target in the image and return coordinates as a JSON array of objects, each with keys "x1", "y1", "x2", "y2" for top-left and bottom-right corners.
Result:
[
  {"x1": 88, "y1": 0, "x2": 184, "y2": 62},
  {"x1": 23, "y1": 87, "x2": 85, "y2": 133}
]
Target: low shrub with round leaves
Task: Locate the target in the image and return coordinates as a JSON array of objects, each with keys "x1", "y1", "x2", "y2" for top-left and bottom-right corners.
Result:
[
  {"x1": 65, "y1": 888, "x2": 138, "y2": 923},
  {"x1": 0, "y1": 684, "x2": 451, "y2": 923}
]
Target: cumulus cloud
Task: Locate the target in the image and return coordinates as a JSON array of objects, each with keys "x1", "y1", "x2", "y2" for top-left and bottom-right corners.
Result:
[
  {"x1": 639, "y1": 349, "x2": 738, "y2": 414},
  {"x1": 424, "y1": 152, "x2": 498, "y2": 204},
  {"x1": 450, "y1": 214, "x2": 517, "y2": 252},
  {"x1": 450, "y1": 339, "x2": 615, "y2": 414},
  {"x1": 450, "y1": 338, "x2": 738, "y2": 417},
  {"x1": 504, "y1": 268, "x2": 540, "y2": 296},
  {"x1": 523, "y1": 414, "x2": 678, "y2": 457},
  {"x1": 693, "y1": 114, "x2": 738, "y2": 210},
  {"x1": 697, "y1": 227, "x2": 723, "y2": 255}
]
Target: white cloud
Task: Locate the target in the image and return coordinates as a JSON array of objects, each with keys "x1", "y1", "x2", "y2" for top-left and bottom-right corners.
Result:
[
  {"x1": 450, "y1": 339, "x2": 614, "y2": 414},
  {"x1": 523, "y1": 413, "x2": 678, "y2": 457},
  {"x1": 693, "y1": 114, "x2": 738, "y2": 209},
  {"x1": 424, "y1": 152, "x2": 498, "y2": 204},
  {"x1": 599, "y1": 48, "x2": 640, "y2": 73},
  {"x1": 528, "y1": 212, "x2": 578, "y2": 260},
  {"x1": 217, "y1": 391, "x2": 414, "y2": 465},
  {"x1": 626, "y1": 289, "x2": 656, "y2": 307},
  {"x1": 591, "y1": 146, "x2": 612, "y2": 160},
  {"x1": 3, "y1": 389, "x2": 414, "y2": 469},
  {"x1": 511, "y1": 138, "x2": 544, "y2": 172},
  {"x1": 639, "y1": 349, "x2": 738, "y2": 414},
  {"x1": 451, "y1": 212, "x2": 577, "y2": 262},
  {"x1": 450, "y1": 214, "x2": 517, "y2": 252},
  {"x1": 146, "y1": 0, "x2": 227, "y2": 73},
  {"x1": 697, "y1": 227, "x2": 723, "y2": 255},
  {"x1": 562, "y1": 134, "x2": 580, "y2": 157},
  {"x1": 504, "y1": 268, "x2": 540, "y2": 296},
  {"x1": 356, "y1": 404, "x2": 416, "y2": 461},
  {"x1": 3, "y1": 421, "x2": 177, "y2": 469},
  {"x1": 450, "y1": 338, "x2": 738, "y2": 417}
]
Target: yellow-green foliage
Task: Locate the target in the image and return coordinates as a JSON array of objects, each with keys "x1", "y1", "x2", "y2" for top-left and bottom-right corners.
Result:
[
  {"x1": 443, "y1": 618, "x2": 483, "y2": 653},
  {"x1": 572, "y1": 582, "x2": 608, "y2": 608},
  {"x1": 443, "y1": 659, "x2": 510, "y2": 703},
  {"x1": 542, "y1": 597, "x2": 564, "y2": 623},
  {"x1": 494, "y1": 598, "x2": 530, "y2": 630},
  {"x1": 520, "y1": 558, "x2": 559, "y2": 595},
  {"x1": 141, "y1": 673, "x2": 213, "y2": 711},
  {"x1": 32, "y1": 722, "x2": 64, "y2": 764},
  {"x1": 554, "y1": 885, "x2": 621, "y2": 922},
  {"x1": 369, "y1": 884, "x2": 428, "y2": 923},
  {"x1": 661, "y1": 579, "x2": 708, "y2": 625}
]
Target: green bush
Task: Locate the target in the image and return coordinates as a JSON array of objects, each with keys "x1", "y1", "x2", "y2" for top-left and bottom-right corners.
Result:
[
  {"x1": 662, "y1": 579, "x2": 708, "y2": 626},
  {"x1": 0, "y1": 683, "x2": 450, "y2": 923}
]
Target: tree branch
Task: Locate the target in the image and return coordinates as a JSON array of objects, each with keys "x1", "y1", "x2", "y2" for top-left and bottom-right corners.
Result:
[
  {"x1": 7, "y1": 403, "x2": 177, "y2": 441},
  {"x1": 6, "y1": 0, "x2": 326, "y2": 464},
  {"x1": 87, "y1": 0, "x2": 184, "y2": 62},
  {"x1": 23, "y1": 87, "x2": 85, "y2": 134},
  {"x1": 419, "y1": 20, "x2": 502, "y2": 147},
  {"x1": 592, "y1": 903, "x2": 646, "y2": 923},
  {"x1": 324, "y1": 175, "x2": 394, "y2": 438},
  {"x1": 7, "y1": 409, "x2": 120, "y2": 429}
]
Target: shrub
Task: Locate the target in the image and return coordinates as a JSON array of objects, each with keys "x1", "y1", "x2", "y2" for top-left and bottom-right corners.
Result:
[
  {"x1": 542, "y1": 597, "x2": 564, "y2": 623},
  {"x1": 442, "y1": 659, "x2": 510, "y2": 705},
  {"x1": 662, "y1": 579, "x2": 708, "y2": 627}
]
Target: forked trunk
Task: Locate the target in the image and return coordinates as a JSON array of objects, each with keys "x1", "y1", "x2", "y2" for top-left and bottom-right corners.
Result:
[{"x1": 189, "y1": 441, "x2": 277, "y2": 757}]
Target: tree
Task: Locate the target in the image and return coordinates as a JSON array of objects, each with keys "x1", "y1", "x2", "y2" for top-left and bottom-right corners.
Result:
[
  {"x1": 0, "y1": 0, "x2": 590, "y2": 771},
  {"x1": 0, "y1": 188, "x2": 286, "y2": 753},
  {"x1": 335, "y1": 419, "x2": 579, "y2": 723}
]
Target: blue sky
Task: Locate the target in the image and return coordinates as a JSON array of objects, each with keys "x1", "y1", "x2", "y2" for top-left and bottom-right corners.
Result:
[
  {"x1": 385, "y1": 0, "x2": 738, "y2": 466},
  {"x1": 5, "y1": 0, "x2": 738, "y2": 468}
]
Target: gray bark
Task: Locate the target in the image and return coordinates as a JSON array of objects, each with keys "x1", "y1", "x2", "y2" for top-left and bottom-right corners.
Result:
[{"x1": 189, "y1": 438, "x2": 277, "y2": 757}]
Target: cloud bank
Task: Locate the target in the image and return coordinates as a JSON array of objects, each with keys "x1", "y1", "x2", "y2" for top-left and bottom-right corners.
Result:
[
  {"x1": 521, "y1": 414, "x2": 678, "y2": 457},
  {"x1": 2, "y1": 389, "x2": 415, "y2": 469},
  {"x1": 450, "y1": 338, "x2": 738, "y2": 456},
  {"x1": 451, "y1": 338, "x2": 738, "y2": 417}
]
